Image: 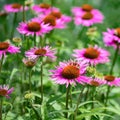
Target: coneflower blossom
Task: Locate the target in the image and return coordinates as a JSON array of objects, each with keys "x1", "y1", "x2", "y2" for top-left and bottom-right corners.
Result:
[
  {"x1": 32, "y1": 3, "x2": 59, "y2": 14},
  {"x1": 4, "y1": 3, "x2": 28, "y2": 13},
  {"x1": 104, "y1": 75, "x2": 120, "y2": 86},
  {"x1": 22, "y1": 57, "x2": 38, "y2": 68},
  {"x1": 72, "y1": 4, "x2": 104, "y2": 26},
  {"x1": 50, "y1": 60, "x2": 88, "y2": 87},
  {"x1": 103, "y1": 28, "x2": 120, "y2": 48},
  {"x1": 17, "y1": 18, "x2": 52, "y2": 36},
  {"x1": 25, "y1": 46, "x2": 56, "y2": 59},
  {"x1": 0, "y1": 85, "x2": 14, "y2": 98},
  {"x1": 38, "y1": 10, "x2": 71, "y2": 29},
  {"x1": 82, "y1": 76, "x2": 106, "y2": 87},
  {"x1": 73, "y1": 46, "x2": 110, "y2": 65},
  {"x1": 0, "y1": 42, "x2": 20, "y2": 59}
]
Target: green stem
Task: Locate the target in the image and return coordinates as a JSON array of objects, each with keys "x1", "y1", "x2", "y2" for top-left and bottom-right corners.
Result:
[
  {"x1": 10, "y1": 13, "x2": 17, "y2": 40},
  {"x1": 0, "y1": 55, "x2": 4, "y2": 74},
  {"x1": 105, "y1": 44, "x2": 119, "y2": 106},
  {"x1": 65, "y1": 85, "x2": 71, "y2": 119},
  {"x1": 28, "y1": 69, "x2": 32, "y2": 92},
  {"x1": 109, "y1": 44, "x2": 119, "y2": 75},
  {"x1": 34, "y1": 34, "x2": 36, "y2": 46},
  {"x1": 40, "y1": 58, "x2": 43, "y2": 104},
  {"x1": 0, "y1": 98, "x2": 3, "y2": 120},
  {"x1": 74, "y1": 87, "x2": 84, "y2": 120},
  {"x1": 22, "y1": 2, "x2": 25, "y2": 22},
  {"x1": 27, "y1": 37, "x2": 30, "y2": 49}
]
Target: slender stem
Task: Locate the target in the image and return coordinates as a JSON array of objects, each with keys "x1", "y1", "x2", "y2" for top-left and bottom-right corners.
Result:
[
  {"x1": 27, "y1": 37, "x2": 30, "y2": 49},
  {"x1": 10, "y1": 13, "x2": 17, "y2": 40},
  {"x1": 34, "y1": 34, "x2": 36, "y2": 46},
  {"x1": 40, "y1": 58, "x2": 43, "y2": 104},
  {"x1": 0, "y1": 98, "x2": 3, "y2": 120},
  {"x1": 0, "y1": 55, "x2": 4, "y2": 74},
  {"x1": 65, "y1": 85, "x2": 71, "y2": 119},
  {"x1": 28, "y1": 69, "x2": 32, "y2": 92},
  {"x1": 109, "y1": 44, "x2": 119, "y2": 75},
  {"x1": 22, "y1": 2, "x2": 25, "y2": 22},
  {"x1": 74, "y1": 87, "x2": 84, "y2": 120},
  {"x1": 105, "y1": 44, "x2": 119, "y2": 106}
]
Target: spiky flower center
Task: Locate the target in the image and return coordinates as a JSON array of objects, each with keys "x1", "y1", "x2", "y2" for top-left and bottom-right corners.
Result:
[
  {"x1": 90, "y1": 80, "x2": 99, "y2": 86},
  {"x1": 34, "y1": 48, "x2": 46, "y2": 56},
  {"x1": 104, "y1": 75, "x2": 115, "y2": 82},
  {"x1": 27, "y1": 22, "x2": 41, "y2": 32},
  {"x1": 39, "y1": 3, "x2": 51, "y2": 9},
  {"x1": 82, "y1": 12, "x2": 93, "y2": 20},
  {"x1": 82, "y1": 4, "x2": 93, "y2": 12},
  {"x1": 0, "y1": 42, "x2": 9, "y2": 50},
  {"x1": 43, "y1": 15, "x2": 56, "y2": 26},
  {"x1": 115, "y1": 28, "x2": 120, "y2": 38},
  {"x1": 50, "y1": 11, "x2": 62, "y2": 19},
  {"x1": 84, "y1": 47, "x2": 100, "y2": 59},
  {"x1": 12, "y1": 3, "x2": 21, "y2": 9},
  {"x1": 61, "y1": 65, "x2": 80, "y2": 79},
  {"x1": 0, "y1": 89, "x2": 7, "y2": 96}
]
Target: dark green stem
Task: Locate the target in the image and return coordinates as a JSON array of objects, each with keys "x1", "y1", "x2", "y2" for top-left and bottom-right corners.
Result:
[
  {"x1": 0, "y1": 55, "x2": 4, "y2": 74},
  {"x1": 74, "y1": 87, "x2": 84, "y2": 120},
  {"x1": 10, "y1": 13, "x2": 17, "y2": 40},
  {"x1": 34, "y1": 34, "x2": 36, "y2": 46},
  {"x1": 109, "y1": 44, "x2": 119, "y2": 75},
  {"x1": 28, "y1": 69, "x2": 32, "y2": 92},
  {"x1": 105, "y1": 44, "x2": 119, "y2": 106},
  {"x1": 65, "y1": 85, "x2": 71, "y2": 119},
  {"x1": 40, "y1": 58, "x2": 43, "y2": 103},
  {"x1": 22, "y1": 2, "x2": 25, "y2": 22},
  {"x1": 0, "y1": 98, "x2": 3, "y2": 120}
]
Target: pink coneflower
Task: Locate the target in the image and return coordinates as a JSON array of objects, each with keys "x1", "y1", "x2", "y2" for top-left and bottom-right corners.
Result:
[
  {"x1": 0, "y1": 85, "x2": 14, "y2": 98},
  {"x1": 73, "y1": 46, "x2": 110, "y2": 65},
  {"x1": 72, "y1": 4, "x2": 104, "y2": 26},
  {"x1": 0, "y1": 42, "x2": 20, "y2": 59},
  {"x1": 4, "y1": 3, "x2": 28, "y2": 13},
  {"x1": 82, "y1": 76, "x2": 106, "y2": 87},
  {"x1": 22, "y1": 57, "x2": 38, "y2": 68},
  {"x1": 104, "y1": 75, "x2": 120, "y2": 86},
  {"x1": 50, "y1": 60, "x2": 88, "y2": 87},
  {"x1": 25, "y1": 46, "x2": 56, "y2": 59},
  {"x1": 32, "y1": 3, "x2": 59, "y2": 14},
  {"x1": 17, "y1": 18, "x2": 52, "y2": 36},
  {"x1": 103, "y1": 28, "x2": 120, "y2": 48},
  {"x1": 38, "y1": 10, "x2": 71, "y2": 29}
]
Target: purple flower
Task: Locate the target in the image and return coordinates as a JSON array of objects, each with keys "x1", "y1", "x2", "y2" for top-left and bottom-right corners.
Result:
[{"x1": 0, "y1": 85, "x2": 14, "y2": 98}]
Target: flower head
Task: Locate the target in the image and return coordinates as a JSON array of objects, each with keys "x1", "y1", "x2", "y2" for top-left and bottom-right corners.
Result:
[
  {"x1": 103, "y1": 28, "x2": 120, "y2": 48},
  {"x1": 25, "y1": 46, "x2": 56, "y2": 59},
  {"x1": 17, "y1": 18, "x2": 52, "y2": 36},
  {"x1": 0, "y1": 41, "x2": 20, "y2": 59},
  {"x1": 0, "y1": 85, "x2": 14, "y2": 98},
  {"x1": 38, "y1": 10, "x2": 71, "y2": 29},
  {"x1": 73, "y1": 46, "x2": 110, "y2": 65},
  {"x1": 104, "y1": 75, "x2": 120, "y2": 86},
  {"x1": 50, "y1": 60, "x2": 88, "y2": 87},
  {"x1": 72, "y1": 4, "x2": 104, "y2": 26},
  {"x1": 22, "y1": 57, "x2": 38, "y2": 68},
  {"x1": 32, "y1": 3, "x2": 58, "y2": 14},
  {"x1": 4, "y1": 3, "x2": 28, "y2": 13},
  {"x1": 82, "y1": 76, "x2": 106, "y2": 87}
]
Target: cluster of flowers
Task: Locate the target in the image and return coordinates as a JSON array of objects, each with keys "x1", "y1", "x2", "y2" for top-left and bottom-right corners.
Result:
[{"x1": 0, "y1": 2, "x2": 120, "y2": 98}]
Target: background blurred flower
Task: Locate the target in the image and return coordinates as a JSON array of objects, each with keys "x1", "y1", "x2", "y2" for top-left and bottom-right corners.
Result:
[
  {"x1": 4, "y1": 3, "x2": 28, "y2": 13},
  {"x1": 25, "y1": 46, "x2": 56, "y2": 59},
  {"x1": 0, "y1": 85, "x2": 14, "y2": 98},
  {"x1": 0, "y1": 41, "x2": 20, "y2": 59}
]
